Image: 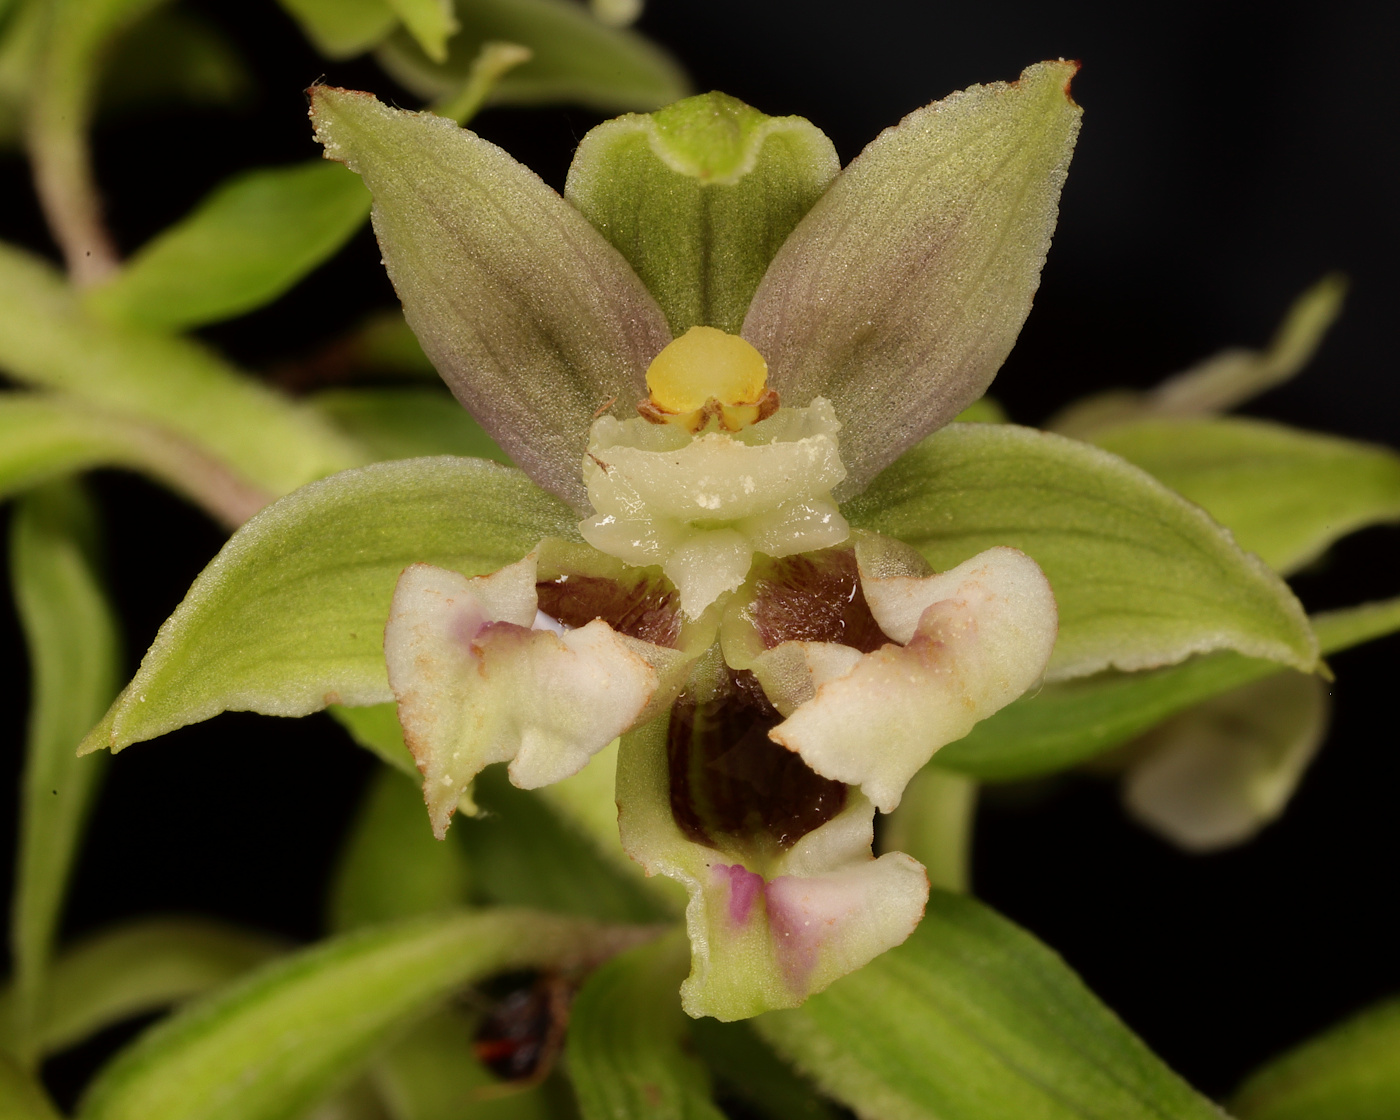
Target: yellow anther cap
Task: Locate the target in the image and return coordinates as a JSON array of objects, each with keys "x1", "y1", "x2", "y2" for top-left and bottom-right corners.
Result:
[{"x1": 645, "y1": 326, "x2": 769, "y2": 413}]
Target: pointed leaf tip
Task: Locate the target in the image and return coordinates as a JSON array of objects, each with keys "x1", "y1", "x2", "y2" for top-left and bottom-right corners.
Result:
[
  {"x1": 309, "y1": 86, "x2": 671, "y2": 509},
  {"x1": 744, "y1": 59, "x2": 1082, "y2": 498}
]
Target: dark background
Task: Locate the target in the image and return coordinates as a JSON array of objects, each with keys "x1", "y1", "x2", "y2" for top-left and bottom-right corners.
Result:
[{"x1": 2, "y1": 0, "x2": 1398, "y2": 1105}]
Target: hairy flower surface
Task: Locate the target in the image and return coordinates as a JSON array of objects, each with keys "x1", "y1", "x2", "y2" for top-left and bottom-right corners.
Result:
[{"x1": 310, "y1": 62, "x2": 1080, "y2": 1017}]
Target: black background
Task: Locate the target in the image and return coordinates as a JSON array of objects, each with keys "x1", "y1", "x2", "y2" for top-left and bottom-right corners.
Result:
[{"x1": 2, "y1": 0, "x2": 1398, "y2": 1105}]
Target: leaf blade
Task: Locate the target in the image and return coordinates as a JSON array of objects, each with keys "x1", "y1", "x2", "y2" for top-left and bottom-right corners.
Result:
[
  {"x1": 845, "y1": 422, "x2": 1318, "y2": 681},
  {"x1": 85, "y1": 161, "x2": 372, "y2": 332},
  {"x1": 1090, "y1": 417, "x2": 1400, "y2": 575},
  {"x1": 569, "y1": 931, "x2": 725, "y2": 1120},
  {"x1": 755, "y1": 891, "x2": 1223, "y2": 1120},
  {"x1": 7, "y1": 480, "x2": 119, "y2": 1061},
  {"x1": 83, "y1": 457, "x2": 577, "y2": 754},
  {"x1": 76, "y1": 910, "x2": 647, "y2": 1120}
]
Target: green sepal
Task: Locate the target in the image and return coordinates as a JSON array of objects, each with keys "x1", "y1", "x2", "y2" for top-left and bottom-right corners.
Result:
[
  {"x1": 569, "y1": 930, "x2": 726, "y2": 1120},
  {"x1": 81, "y1": 457, "x2": 577, "y2": 755},
  {"x1": 328, "y1": 767, "x2": 472, "y2": 932},
  {"x1": 847, "y1": 422, "x2": 1318, "y2": 680},
  {"x1": 7, "y1": 480, "x2": 118, "y2": 1062},
  {"x1": 375, "y1": 0, "x2": 687, "y2": 114},
  {"x1": 385, "y1": 0, "x2": 457, "y2": 63},
  {"x1": 0, "y1": 918, "x2": 287, "y2": 1059},
  {"x1": 938, "y1": 596, "x2": 1400, "y2": 782},
  {"x1": 75, "y1": 910, "x2": 649, "y2": 1120},
  {"x1": 566, "y1": 92, "x2": 839, "y2": 335},
  {"x1": 309, "y1": 85, "x2": 672, "y2": 509},
  {"x1": 85, "y1": 161, "x2": 371, "y2": 333},
  {"x1": 1091, "y1": 416, "x2": 1400, "y2": 575},
  {"x1": 755, "y1": 891, "x2": 1224, "y2": 1120},
  {"x1": 745, "y1": 60, "x2": 1081, "y2": 498},
  {"x1": 1232, "y1": 994, "x2": 1400, "y2": 1120},
  {"x1": 879, "y1": 766, "x2": 975, "y2": 893}
]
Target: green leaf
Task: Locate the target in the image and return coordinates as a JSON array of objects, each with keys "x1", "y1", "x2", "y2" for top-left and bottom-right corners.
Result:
[
  {"x1": 375, "y1": 0, "x2": 688, "y2": 114},
  {"x1": 845, "y1": 422, "x2": 1318, "y2": 680},
  {"x1": 937, "y1": 596, "x2": 1400, "y2": 783},
  {"x1": 276, "y1": 0, "x2": 397, "y2": 58},
  {"x1": 309, "y1": 86, "x2": 672, "y2": 510},
  {"x1": 0, "y1": 1054, "x2": 62, "y2": 1119},
  {"x1": 7, "y1": 480, "x2": 118, "y2": 1062},
  {"x1": 86, "y1": 162, "x2": 371, "y2": 333},
  {"x1": 76, "y1": 910, "x2": 648, "y2": 1120},
  {"x1": 0, "y1": 243, "x2": 364, "y2": 500},
  {"x1": 689, "y1": 1018, "x2": 841, "y2": 1120},
  {"x1": 385, "y1": 0, "x2": 456, "y2": 63},
  {"x1": 879, "y1": 766, "x2": 976, "y2": 892},
  {"x1": 372, "y1": 1005, "x2": 561, "y2": 1120},
  {"x1": 1232, "y1": 995, "x2": 1400, "y2": 1120},
  {"x1": 81, "y1": 457, "x2": 577, "y2": 755},
  {"x1": 329, "y1": 768, "x2": 471, "y2": 932},
  {"x1": 0, "y1": 917, "x2": 287, "y2": 1058},
  {"x1": 755, "y1": 891, "x2": 1223, "y2": 1120},
  {"x1": 569, "y1": 931, "x2": 725, "y2": 1120},
  {"x1": 457, "y1": 765, "x2": 667, "y2": 924},
  {"x1": 1052, "y1": 275, "x2": 1347, "y2": 437},
  {"x1": 1090, "y1": 417, "x2": 1400, "y2": 575},
  {"x1": 744, "y1": 60, "x2": 1081, "y2": 499},
  {"x1": 565, "y1": 92, "x2": 839, "y2": 336},
  {"x1": 0, "y1": 392, "x2": 285, "y2": 528},
  {"x1": 310, "y1": 389, "x2": 510, "y2": 463}
]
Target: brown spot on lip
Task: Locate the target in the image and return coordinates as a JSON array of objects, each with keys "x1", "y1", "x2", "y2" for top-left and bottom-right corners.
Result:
[
  {"x1": 749, "y1": 549, "x2": 886, "y2": 653},
  {"x1": 667, "y1": 669, "x2": 847, "y2": 853},
  {"x1": 536, "y1": 572, "x2": 681, "y2": 647}
]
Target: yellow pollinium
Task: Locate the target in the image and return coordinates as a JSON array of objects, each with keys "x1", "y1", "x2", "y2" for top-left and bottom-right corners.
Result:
[{"x1": 641, "y1": 326, "x2": 778, "y2": 432}]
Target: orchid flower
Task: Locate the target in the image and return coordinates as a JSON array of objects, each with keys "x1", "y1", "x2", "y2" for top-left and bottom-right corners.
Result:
[{"x1": 307, "y1": 62, "x2": 1079, "y2": 1019}]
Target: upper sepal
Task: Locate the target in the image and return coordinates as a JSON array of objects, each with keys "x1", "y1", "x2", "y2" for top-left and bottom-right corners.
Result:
[
  {"x1": 743, "y1": 60, "x2": 1082, "y2": 498},
  {"x1": 309, "y1": 86, "x2": 672, "y2": 510}
]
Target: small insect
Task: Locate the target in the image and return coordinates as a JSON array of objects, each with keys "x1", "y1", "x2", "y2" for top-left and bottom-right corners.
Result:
[{"x1": 472, "y1": 973, "x2": 573, "y2": 1086}]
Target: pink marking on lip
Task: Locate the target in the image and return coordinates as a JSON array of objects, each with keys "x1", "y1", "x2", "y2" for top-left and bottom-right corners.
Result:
[{"x1": 714, "y1": 864, "x2": 765, "y2": 926}]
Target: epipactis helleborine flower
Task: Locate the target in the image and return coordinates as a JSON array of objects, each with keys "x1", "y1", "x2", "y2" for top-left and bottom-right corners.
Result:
[{"x1": 311, "y1": 59, "x2": 1080, "y2": 1019}]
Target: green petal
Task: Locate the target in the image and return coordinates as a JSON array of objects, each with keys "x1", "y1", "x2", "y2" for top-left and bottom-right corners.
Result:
[
  {"x1": 375, "y1": 0, "x2": 688, "y2": 114},
  {"x1": 743, "y1": 60, "x2": 1081, "y2": 497},
  {"x1": 1122, "y1": 672, "x2": 1328, "y2": 852},
  {"x1": 844, "y1": 423, "x2": 1318, "y2": 680},
  {"x1": 938, "y1": 596, "x2": 1400, "y2": 782},
  {"x1": 7, "y1": 481, "x2": 118, "y2": 1061},
  {"x1": 755, "y1": 891, "x2": 1224, "y2": 1120},
  {"x1": 310, "y1": 87, "x2": 672, "y2": 509},
  {"x1": 81, "y1": 457, "x2": 576, "y2": 755},
  {"x1": 565, "y1": 92, "x2": 839, "y2": 336},
  {"x1": 1232, "y1": 995, "x2": 1400, "y2": 1120},
  {"x1": 84, "y1": 161, "x2": 371, "y2": 333},
  {"x1": 0, "y1": 243, "x2": 363, "y2": 500},
  {"x1": 569, "y1": 931, "x2": 727, "y2": 1120},
  {"x1": 75, "y1": 910, "x2": 648, "y2": 1120},
  {"x1": 1091, "y1": 416, "x2": 1400, "y2": 575}
]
